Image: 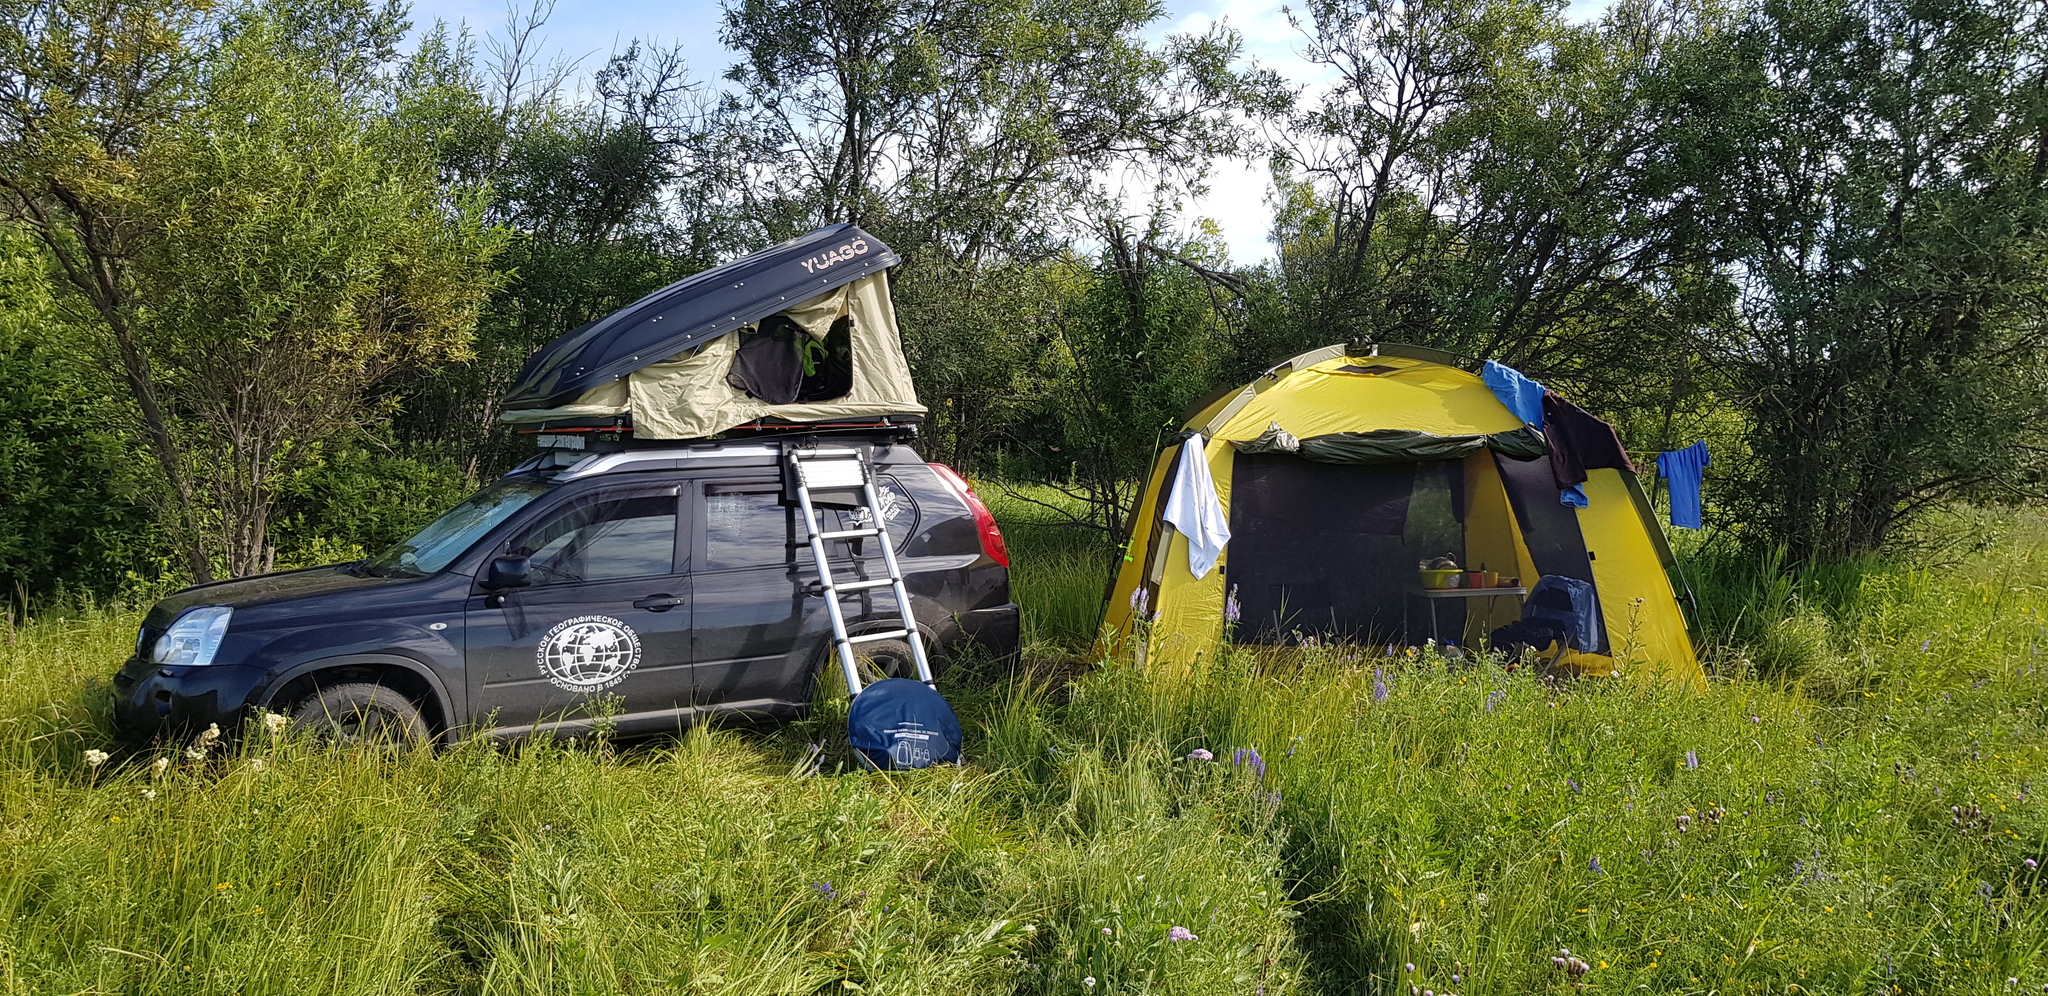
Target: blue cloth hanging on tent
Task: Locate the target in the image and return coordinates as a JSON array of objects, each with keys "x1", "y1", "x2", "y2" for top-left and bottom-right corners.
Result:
[
  {"x1": 1482, "y1": 361, "x2": 1545, "y2": 428},
  {"x1": 1560, "y1": 484, "x2": 1588, "y2": 508},
  {"x1": 1656, "y1": 441, "x2": 1711, "y2": 529}
]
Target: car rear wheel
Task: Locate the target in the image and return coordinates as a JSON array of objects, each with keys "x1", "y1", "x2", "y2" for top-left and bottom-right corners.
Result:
[
  {"x1": 289, "y1": 682, "x2": 429, "y2": 744},
  {"x1": 812, "y1": 638, "x2": 929, "y2": 702},
  {"x1": 855, "y1": 638, "x2": 924, "y2": 684}
]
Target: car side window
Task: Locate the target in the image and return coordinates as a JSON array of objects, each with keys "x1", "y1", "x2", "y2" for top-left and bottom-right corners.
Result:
[
  {"x1": 832, "y1": 475, "x2": 918, "y2": 540},
  {"x1": 698, "y1": 477, "x2": 917, "y2": 571},
  {"x1": 702, "y1": 484, "x2": 796, "y2": 570},
  {"x1": 510, "y1": 492, "x2": 678, "y2": 584}
]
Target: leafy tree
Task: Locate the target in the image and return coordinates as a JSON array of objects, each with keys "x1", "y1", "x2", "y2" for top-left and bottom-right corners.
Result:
[
  {"x1": 0, "y1": 0, "x2": 219, "y2": 580},
  {"x1": 1011, "y1": 212, "x2": 1238, "y2": 534},
  {"x1": 1253, "y1": 0, "x2": 1734, "y2": 418},
  {"x1": 387, "y1": 22, "x2": 737, "y2": 477},
  {"x1": 1692, "y1": 0, "x2": 2048, "y2": 560},
  {"x1": 719, "y1": 0, "x2": 1282, "y2": 471},
  {"x1": 0, "y1": 0, "x2": 505, "y2": 579}
]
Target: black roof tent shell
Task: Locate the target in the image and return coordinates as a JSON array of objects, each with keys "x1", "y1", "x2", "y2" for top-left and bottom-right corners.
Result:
[{"x1": 503, "y1": 224, "x2": 902, "y2": 410}]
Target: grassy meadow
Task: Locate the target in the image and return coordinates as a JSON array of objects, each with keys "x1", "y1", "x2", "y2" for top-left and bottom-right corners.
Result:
[{"x1": 2, "y1": 488, "x2": 2047, "y2": 993}]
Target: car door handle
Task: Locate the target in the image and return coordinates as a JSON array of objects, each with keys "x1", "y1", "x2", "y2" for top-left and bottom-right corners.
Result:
[{"x1": 633, "y1": 593, "x2": 685, "y2": 612}]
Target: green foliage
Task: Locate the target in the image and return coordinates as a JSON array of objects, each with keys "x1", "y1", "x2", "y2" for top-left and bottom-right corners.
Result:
[
  {"x1": 387, "y1": 30, "x2": 725, "y2": 476},
  {"x1": 1010, "y1": 217, "x2": 1237, "y2": 534},
  {"x1": 132, "y1": 14, "x2": 505, "y2": 576},
  {"x1": 0, "y1": 0, "x2": 506, "y2": 583},
  {"x1": 267, "y1": 444, "x2": 474, "y2": 568},
  {"x1": 0, "y1": 235, "x2": 161, "y2": 601},
  {"x1": 1689, "y1": 0, "x2": 2048, "y2": 560},
  {"x1": 718, "y1": 0, "x2": 1282, "y2": 479}
]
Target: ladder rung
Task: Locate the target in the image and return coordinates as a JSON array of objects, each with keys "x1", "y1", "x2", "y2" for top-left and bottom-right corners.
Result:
[
  {"x1": 847, "y1": 629, "x2": 910, "y2": 644},
  {"x1": 830, "y1": 578, "x2": 895, "y2": 593},
  {"x1": 816, "y1": 527, "x2": 881, "y2": 540}
]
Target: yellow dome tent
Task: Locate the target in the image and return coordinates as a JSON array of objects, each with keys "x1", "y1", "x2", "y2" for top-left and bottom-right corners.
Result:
[{"x1": 1099, "y1": 344, "x2": 1702, "y2": 684}]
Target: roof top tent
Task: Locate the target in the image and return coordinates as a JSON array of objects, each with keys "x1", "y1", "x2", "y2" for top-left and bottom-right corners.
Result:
[
  {"x1": 1099, "y1": 343, "x2": 1704, "y2": 685},
  {"x1": 501, "y1": 224, "x2": 926, "y2": 444}
]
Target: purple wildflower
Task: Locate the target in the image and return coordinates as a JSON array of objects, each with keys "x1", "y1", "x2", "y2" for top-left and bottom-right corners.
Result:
[
  {"x1": 1685, "y1": 750, "x2": 1700, "y2": 770},
  {"x1": 1186, "y1": 748, "x2": 1214, "y2": 762},
  {"x1": 1224, "y1": 585, "x2": 1242, "y2": 624},
  {"x1": 1233, "y1": 747, "x2": 1267, "y2": 780},
  {"x1": 2027, "y1": 858, "x2": 2039, "y2": 870},
  {"x1": 813, "y1": 881, "x2": 836, "y2": 898},
  {"x1": 1750, "y1": 715, "x2": 1762, "y2": 724},
  {"x1": 1566, "y1": 778, "x2": 1581, "y2": 794},
  {"x1": 1405, "y1": 963, "x2": 1416, "y2": 973},
  {"x1": 1167, "y1": 926, "x2": 1198, "y2": 942},
  {"x1": 1373, "y1": 668, "x2": 1390, "y2": 702},
  {"x1": 1130, "y1": 587, "x2": 1149, "y2": 615},
  {"x1": 1589, "y1": 855, "x2": 1603, "y2": 873},
  {"x1": 1920, "y1": 638, "x2": 1932, "y2": 652}
]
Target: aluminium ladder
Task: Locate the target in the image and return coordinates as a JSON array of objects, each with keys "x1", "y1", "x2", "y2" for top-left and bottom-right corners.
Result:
[{"x1": 786, "y1": 446, "x2": 936, "y2": 698}]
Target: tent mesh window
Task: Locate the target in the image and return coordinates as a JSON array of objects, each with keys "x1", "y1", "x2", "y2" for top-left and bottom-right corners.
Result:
[
  {"x1": 796, "y1": 316, "x2": 855, "y2": 403},
  {"x1": 1226, "y1": 454, "x2": 1464, "y2": 645}
]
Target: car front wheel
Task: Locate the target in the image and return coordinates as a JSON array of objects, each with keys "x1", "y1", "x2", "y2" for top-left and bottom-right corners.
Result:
[{"x1": 289, "y1": 682, "x2": 429, "y2": 744}]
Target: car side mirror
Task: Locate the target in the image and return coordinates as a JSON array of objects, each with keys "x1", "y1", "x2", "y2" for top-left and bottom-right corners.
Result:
[{"x1": 485, "y1": 556, "x2": 531, "y2": 590}]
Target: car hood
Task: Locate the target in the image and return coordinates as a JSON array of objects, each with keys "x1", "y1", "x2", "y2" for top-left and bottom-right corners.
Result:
[{"x1": 147, "y1": 566, "x2": 423, "y2": 624}]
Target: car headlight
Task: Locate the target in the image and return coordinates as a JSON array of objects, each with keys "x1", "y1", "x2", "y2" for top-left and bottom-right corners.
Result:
[{"x1": 151, "y1": 606, "x2": 233, "y2": 666}]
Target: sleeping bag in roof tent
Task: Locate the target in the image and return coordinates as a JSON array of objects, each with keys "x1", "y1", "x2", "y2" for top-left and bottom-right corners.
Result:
[{"x1": 847, "y1": 678, "x2": 962, "y2": 770}]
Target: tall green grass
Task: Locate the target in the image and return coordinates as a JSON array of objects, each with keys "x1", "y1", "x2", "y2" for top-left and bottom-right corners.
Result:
[
  {"x1": 2, "y1": 501, "x2": 2047, "y2": 993},
  {"x1": 982, "y1": 483, "x2": 1118, "y2": 653}
]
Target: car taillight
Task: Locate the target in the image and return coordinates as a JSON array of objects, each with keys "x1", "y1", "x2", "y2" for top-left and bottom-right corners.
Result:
[{"x1": 928, "y1": 463, "x2": 1009, "y2": 568}]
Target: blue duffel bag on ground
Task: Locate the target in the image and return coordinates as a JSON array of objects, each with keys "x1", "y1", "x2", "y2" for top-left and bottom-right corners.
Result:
[{"x1": 847, "y1": 677, "x2": 962, "y2": 770}]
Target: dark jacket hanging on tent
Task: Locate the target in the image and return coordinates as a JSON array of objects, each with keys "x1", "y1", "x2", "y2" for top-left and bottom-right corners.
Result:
[{"x1": 1542, "y1": 393, "x2": 1635, "y2": 491}]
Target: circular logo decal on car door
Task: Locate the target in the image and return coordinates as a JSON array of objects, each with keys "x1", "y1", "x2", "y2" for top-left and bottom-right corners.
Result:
[{"x1": 536, "y1": 615, "x2": 642, "y2": 692}]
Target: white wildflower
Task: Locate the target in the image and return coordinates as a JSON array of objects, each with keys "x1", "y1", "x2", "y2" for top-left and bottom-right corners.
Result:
[
  {"x1": 261, "y1": 711, "x2": 289, "y2": 738},
  {"x1": 150, "y1": 757, "x2": 170, "y2": 778},
  {"x1": 248, "y1": 758, "x2": 268, "y2": 773},
  {"x1": 140, "y1": 788, "x2": 157, "y2": 800},
  {"x1": 83, "y1": 749, "x2": 110, "y2": 767}
]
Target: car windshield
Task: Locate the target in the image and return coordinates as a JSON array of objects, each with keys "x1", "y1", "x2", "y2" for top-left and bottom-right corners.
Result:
[{"x1": 362, "y1": 477, "x2": 556, "y2": 577}]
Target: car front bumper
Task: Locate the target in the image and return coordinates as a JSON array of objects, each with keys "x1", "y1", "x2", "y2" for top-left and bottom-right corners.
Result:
[{"x1": 111, "y1": 657, "x2": 270, "y2": 743}]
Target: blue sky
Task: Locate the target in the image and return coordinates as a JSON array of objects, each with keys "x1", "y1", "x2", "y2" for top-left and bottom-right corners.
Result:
[{"x1": 401, "y1": 0, "x2": 1610, "y2": 264}]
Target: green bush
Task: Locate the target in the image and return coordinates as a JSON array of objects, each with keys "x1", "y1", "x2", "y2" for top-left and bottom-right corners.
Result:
[
  {"x1": 268, "y1": 445, "x2": 475, "y2": 568},
  {"x1": 0, "y1": 238, "x2": 162, "y2": 603}
]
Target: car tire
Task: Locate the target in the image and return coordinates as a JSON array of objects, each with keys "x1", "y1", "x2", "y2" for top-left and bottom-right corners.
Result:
[
  {"x1": 853, "y1": 638, "x2": 923, "y2": 683},
  {"x1": 289, "y1": 682, "x2": 430, "y2": 744}
]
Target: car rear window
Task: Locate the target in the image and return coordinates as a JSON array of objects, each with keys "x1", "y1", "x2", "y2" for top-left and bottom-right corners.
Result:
[{"x1": 700, "y1": 477, "x2": 917, "y2": 571}]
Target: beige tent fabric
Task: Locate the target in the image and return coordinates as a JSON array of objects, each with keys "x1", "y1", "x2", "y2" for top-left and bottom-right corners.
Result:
[
  {"x1": 501, "y1": 272, "x2": 924, "y2": 438},
  {"x1": 781, "y1": 282, "x2": 849, "y2": 336}
]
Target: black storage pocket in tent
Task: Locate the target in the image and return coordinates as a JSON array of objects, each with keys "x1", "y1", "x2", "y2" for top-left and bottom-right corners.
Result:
[{"x1": 725, "y1": 317, "x2": 806, "y2": 404}]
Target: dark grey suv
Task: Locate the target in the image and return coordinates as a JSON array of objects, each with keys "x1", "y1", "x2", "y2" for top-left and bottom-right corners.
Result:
[{"x1": 111, "y1": 437, "x2": 1018, "y2": 742}]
